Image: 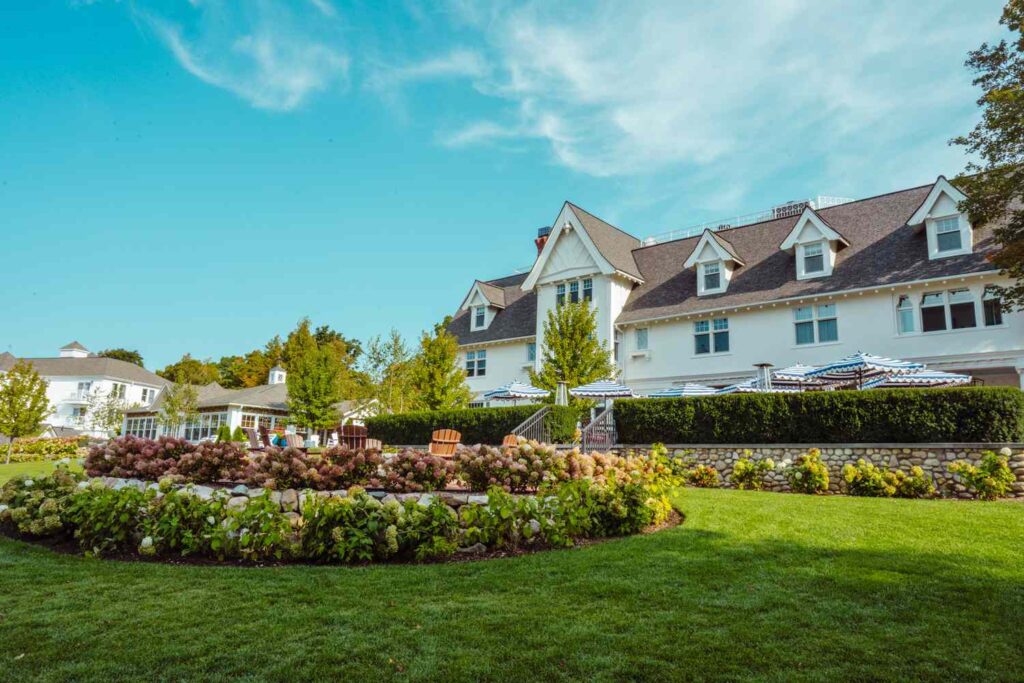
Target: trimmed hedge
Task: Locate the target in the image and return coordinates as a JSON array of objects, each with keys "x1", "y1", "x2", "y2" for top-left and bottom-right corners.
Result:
[
  {"x1": 366, "y1": 405, "x2": 585, "y2": 445},
  {"x1": 613, "y1": 387, "x2": 1024, "y2": 444}
]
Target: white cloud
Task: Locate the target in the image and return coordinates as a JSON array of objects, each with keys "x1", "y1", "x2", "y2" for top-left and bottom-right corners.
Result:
[
  {"x1": 138, "y1": 2, "x2": 349, "y2": 111},
  {"x1": 433, "y1": 0, "x2": 1001, "y2": 196},
  {"x1": 366, "y1": 48, "x2": 489, "y2": 93}
]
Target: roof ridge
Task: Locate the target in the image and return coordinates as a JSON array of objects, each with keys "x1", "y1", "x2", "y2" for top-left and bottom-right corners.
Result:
[{"x1": 566, "y1": 201, "x2": 642, "y2": 243}]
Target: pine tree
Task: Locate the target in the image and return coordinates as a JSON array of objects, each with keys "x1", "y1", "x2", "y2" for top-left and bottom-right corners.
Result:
[
  {"x1": 0, "y1": 361, "x2": 52, "y2": 464},
  {"x1": 530, "y1": 301, "x2": 614, "y2": 396},
  {"x1": 410, "y1": 317, "x2": 471, "y2": 411}
]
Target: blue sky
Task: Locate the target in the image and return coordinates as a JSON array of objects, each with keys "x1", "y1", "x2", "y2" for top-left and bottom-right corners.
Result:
[{"x1": 0, "y1": 0, "x2": 1006, "y2": 369}]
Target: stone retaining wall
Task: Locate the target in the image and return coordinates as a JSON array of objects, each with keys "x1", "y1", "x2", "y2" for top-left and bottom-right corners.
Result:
[{"x1": 610, "y1": 443, "x2": 1024, "y2": 497}]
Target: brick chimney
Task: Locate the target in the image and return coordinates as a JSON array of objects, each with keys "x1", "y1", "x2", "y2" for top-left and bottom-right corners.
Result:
[{"x1": 535, "y1": 226, "x2": 552, "y2": 255}]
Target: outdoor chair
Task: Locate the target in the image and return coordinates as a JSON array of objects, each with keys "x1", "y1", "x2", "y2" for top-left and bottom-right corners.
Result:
[
  {"x1": 340, "y1": 424, "x2": 368, "y2": 450},
  {"x1": 501, "y1": 434, "x2": 519, "y2": 448},
  {"x1": 428, "y1": 428, "x2": 461, "y2": 458},
  {"x1": 366, "y1": 438, "x2": 382, "y2": 450},
  {"x1": 284, "y1": 433, "x2": 305, "y2": 449},
  {"x1": 244, "y1": 427, "x2": 263, "y2": 451},
  {"x1": 258, "y1": 426, "x2": 273, "y2": 448}
]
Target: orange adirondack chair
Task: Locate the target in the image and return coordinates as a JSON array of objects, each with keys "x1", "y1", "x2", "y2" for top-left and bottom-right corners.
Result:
[
  {"x1": 501, "y1": 434, "x2": 519, "y2": 448},
  {"x1": 428, "y1": 429, "x2": 461, "y2": 457}
]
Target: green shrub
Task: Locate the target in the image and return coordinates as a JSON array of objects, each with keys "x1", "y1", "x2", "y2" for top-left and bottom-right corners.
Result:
[
  {"x1": 141, "y1": 487, "x2": 225, "y2": 557},
  {"x1": 0, "y1": 466, "x2": 83, "y2": 536},
  {"x1": 546, "y1": 405, "x2": 584, "y2": 443},
  {"x1": 208, "y1": 493, "x2": 295, "y2": 561},
  {"x1": 366, "y1": 405, "x2": 538, "y2": 445},
  {"x1": 841, "y1": 459, "x2": 935, "y2": 498},
  {"x1": 686, "y1": 464, "x2": 720, "y2": 488},
  {"x1": 613, "y1": 387, "x2": 1024, "y2": 444},
  {"x1": 454, "y1": 440, "x2": 567, "y2": 492},
  {"x1": 949, "y1": 451, "x2": 1015, "y2": 500},
  {"x1": 66, "y1": 483, "x2": 152, "y2": 556},
  {"x1": 5, "y1": 436, "x2": 86, "y2": 461},
  {"x1": 892, "y1": 466, "x2": 935, "y2": 499},
  {"x1": 731, "y1": 451, "x2": 776, "y2": 490},
  {"x1": 785, "y1": 448, "x2": 830, "y2": 494}
]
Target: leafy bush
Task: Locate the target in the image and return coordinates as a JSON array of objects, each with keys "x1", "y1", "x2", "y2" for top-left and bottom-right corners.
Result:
[
  {"x1": 318, "y1": 447, "x2": 385, "y2": 489},
  {"x1": 949, "y1": 451, "x2": 1015, "y2": 500},
  {"x1": 175, "y1": 441, "x2": 248, "y2": 483},
  {"x1": 207, "y1": 493, "x2": 295, "y2": 561},
  {"x1": 366, "y1": 405, "x2": 539, "y2": 445},
  {"x1": 380, "y1": 450, "x2": 457, "y2": 492},
  {"x1": 785, "y1": 449, "x2": 830, "y2": 494},
  {"x1": 141, "y1": 486, "x2": 225, "y2": 557},
  {"x1": 565, "y1": 449, "x2": 680, "y2": 489},
  {"x1": 731, "y1": 452, "x2": 776, "y2": 490},
  {"x1": 454, "y1": 440, "x2": 567, "y2": 492},
  {"x1": 0, "y1": 466, "x2": 83, "y2": 536},
  {"x1": 85, "y1": 436, "x2": 194, "y2": 479},
  {"x1": 891, "y1": 466, "x2": 935, "y2": 499},
  {"x1": 613, "y1": 387, "x2": 1024, "y2": 444},
  {"x1": 546, "y1": 405, "x2": 584, "y2": 443},
  {"x1": 686, "y1": 464, "x2": 720, "y2": 488},
  {"x1": 5, "y1": 436, "x2": 86, "y2": 461},
  {"x1": 66, "y1": 483, "x2": 152, "y2": 556},
  {"x1": 244, "y1": 447, "x2": 319, "y2": 489},
  {"x1": 841, "y1": 459, "x2": 895, "y2": 497}
]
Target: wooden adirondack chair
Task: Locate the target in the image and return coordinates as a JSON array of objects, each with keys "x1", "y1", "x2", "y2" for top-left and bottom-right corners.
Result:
[
  {"x1": 366, "y1": 438, "x2": 383, "y2": 450},
  {"x1": 340, "y1": 424, "x2": 368, "y2": 450},
  {"x1": 284, "y1": 433, "x2": 305, "y2": 449},
  {"x1": 501, "y1": 434, "x2": 519, "y2": 448},
  {"x1": 258, "y1": 426, "x2": 273, "y2": 448},
  {"x1": 244, "y1": 427, "x2": 263, "y2": 451},
  {"x1": 428, "y1": 429, "x2": 461, "y2": 457}
]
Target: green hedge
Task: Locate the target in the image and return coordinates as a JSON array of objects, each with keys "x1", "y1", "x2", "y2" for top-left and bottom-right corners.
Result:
[
  {"x1": 366, "y1": 405, "x2": 585, "y2": 445},
  {"x1": 613, "y1": 387, "x2": 1024, "y2": 444}
]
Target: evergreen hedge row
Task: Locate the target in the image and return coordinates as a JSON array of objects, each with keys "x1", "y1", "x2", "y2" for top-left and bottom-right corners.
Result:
[
  {"x1": 366, "y1": 405, "x2": 583, "y2": 445},
  {"x1": 613, "y1": 387, "x2": 1024, "y2": 444}
]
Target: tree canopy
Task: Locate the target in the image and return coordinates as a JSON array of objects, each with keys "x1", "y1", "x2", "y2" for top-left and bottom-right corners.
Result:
[
  {"x1": 410, "y1": 317, "x2": 471, "y2": 411},
  {"x1": 0, "y1": 360, "x2": 52, "y2": 463},
  {"x1": 953, "y1": 0, "x2": 1024, "y2": 309},
  {"x1": 157, "y1": 354, "x2": 221, "y2": 386},
  {"x1": 530, "y1": 301, "x2": 614, "y2": 397},
  {"x1": 98, "y1": 348, "x2": 144, "y2": 367}
]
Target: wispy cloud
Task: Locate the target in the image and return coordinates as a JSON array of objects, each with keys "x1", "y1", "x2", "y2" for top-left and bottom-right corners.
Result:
[
  {"x1": 138, "y1": 1, "x2": 349, "y2": 111},
  {"x1": 366, "y1": 48, "x2": 489, "y2": 93}
]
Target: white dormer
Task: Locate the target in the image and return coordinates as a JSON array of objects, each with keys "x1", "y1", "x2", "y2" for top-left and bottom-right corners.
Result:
[
  {"x1": 684, "y1": 230, "x2": 744, "y2": 296},
  {"x1": 779, "y1": 207, "x2": 849, "y2": 280},
  {"x1": 460, "y1": 281, "x2": 505, "y2": 332},
  {"x1": 907, "y1": 176, "x2": 972, "y2": 260}
]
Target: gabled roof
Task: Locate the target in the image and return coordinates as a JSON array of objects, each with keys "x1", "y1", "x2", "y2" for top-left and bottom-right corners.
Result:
[
  {"x1": 60, "y1": 341, "x2": 89, "y2": 352},
  {"x1": 907, "y1": 175, "x2": 967, "y2": 227},
  {"x1": 460, "y1": 280, "x2": 507, "y2": 310},
  {"x1": 683, "y1": 229, "x2": 746, "y2": 268},
  {"x1": 0, "y1": 353, "x2": 170, "y2": 387},
  {"x1": 448, "y1": 273, "x2": 536, "y2": 344},
  {"x1": 567, "y1": 203, "x2": 643, "y2": 280},
  {"x1": 779, "y1": 207, "x2": 850, "y2": 252},
  {"x1": 617, "y1": 181, "x2": 999, "y2": 324}
]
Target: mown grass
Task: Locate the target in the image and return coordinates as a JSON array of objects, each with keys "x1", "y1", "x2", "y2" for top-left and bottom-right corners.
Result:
[
  {"x1": 0, "y1": 488, "x2": 1021, "y2": 681},
  {"x1": 0, "y1": 460, "x2": 81, "y2": 484}
]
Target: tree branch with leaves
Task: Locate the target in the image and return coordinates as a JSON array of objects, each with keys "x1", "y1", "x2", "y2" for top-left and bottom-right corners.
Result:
[{"x1": 0, "y1": 361, "x2": 52, "y2": 464}]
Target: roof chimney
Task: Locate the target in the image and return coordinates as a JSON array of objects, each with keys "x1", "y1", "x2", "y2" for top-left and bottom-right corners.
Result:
[
  {"x1": 268, "y1": 365, "x2": 287, "y2": 385},
  {"x1": 535, "y1": 226, "x2": 551, "y2": 255}
]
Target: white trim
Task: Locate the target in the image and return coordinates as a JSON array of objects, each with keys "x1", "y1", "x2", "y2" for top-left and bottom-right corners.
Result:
[
  {"x1": 780, "y1": 207, "x2": 849, "y2": 252},
  {"x1": 684, "y1": 230, "x2": 743, "y2": 268},
  {"x1": 925, "y1": 213, "x2": 972, "y2": 259},
  {"x1": 459, "y1": 282, "x2": 505, "y2": 312},
  {"x1": 522, "y1": 203, "x2": 616, "y2": 291},
  {"x1": 613, "y1": 269, "x2": 1002, "y2": 328},
  {"x1": 907, "y1": 176, "x2": 968, "y2": 227},
  {"x1": 457, "y1": 334, "x2": 536, "y2": 350}
]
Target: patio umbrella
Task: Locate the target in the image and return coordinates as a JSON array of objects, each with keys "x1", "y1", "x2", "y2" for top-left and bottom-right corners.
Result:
[
  {"x1": 771, "y1": 363, "x2": 829, "y2": 388},
  {"x1": 482, "y1": 380, "x2": 550, "y2": 401},
  {"x1": 649, "y1": 383, "x2": 717, "y2": 398},
  {"x1": 716, "y1": 379, "x2": 803, "y2": 394},
  {"x1": 569, "y1": 379, "x2": 636, "y2": 399},
  {"x1": 806, "y1": 352, "x2": 924, "y2": 388},
  {"x1": 862, "y1": 370, "x2": 972, "y2": 390}
]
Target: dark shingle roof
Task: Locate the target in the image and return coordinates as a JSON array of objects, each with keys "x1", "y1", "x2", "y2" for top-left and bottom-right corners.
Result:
[
  {"x1": 60, "y1": 341, "x2": 89, "y2": 352},
  {"x1": 567, "y1": 203, "x2": 643, "y2": 280},
  {"x1": 474, "y1": 280, "x2": 507, "y2": 308},
  {"x1": 448, "y1": 273, "x2": 536, "y2": 345},
  {"x1": 617, "y1": 184, "x2": 999, "y2": 323},
  {"x1": 0, "y1": 354, "x2": 170, "y2": 387}
]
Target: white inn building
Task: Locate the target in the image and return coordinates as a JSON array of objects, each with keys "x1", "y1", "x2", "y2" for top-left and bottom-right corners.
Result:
[{"x1": 447, "y1": 177, "x2": 1024, "y2": 401}]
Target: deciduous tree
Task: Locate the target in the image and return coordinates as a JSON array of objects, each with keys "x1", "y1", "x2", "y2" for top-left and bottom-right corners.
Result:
[
  {"x1": 410, "y1": 317, "x2": 471, "y2": 411},
  {"x1": 158, "y1": 354, "x2": 221, "y2": 385},
  {"x1": 530, "y1": 301, "x2": 614, "y2": 398},
  {"x1": 0, "y1": 361, "x2": 52, "y2": 464},
  {"x1": 158, "y1": 383, "x2": 199, "y2": 436},
  {"x1": 98, "y1": 348, "x2": 144, "y2": 367}
]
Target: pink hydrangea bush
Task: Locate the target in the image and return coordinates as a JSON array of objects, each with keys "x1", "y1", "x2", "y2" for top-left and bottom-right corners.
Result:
[
  {"x1": 84, "y1": 436, "x2": 194, "y2": 479},
  {"x1": 175, "y1": 441, "x2": 249, "y2": 483},
  {"x1": 318, "y1": 447, "x2": 386, "y2": 489},
  {"x1": 244, "y1": 447, "x2": 321, "y2": 489},
  {"x1": 454, "y1": 440, "x2": 567, "y2": 492},
  {"x1": 381, "y1": 450, "x2": 457, "y2": 492}
]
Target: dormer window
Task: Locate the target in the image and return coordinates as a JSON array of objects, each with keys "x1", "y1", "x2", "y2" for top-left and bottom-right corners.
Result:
[
  {"x1": 803, "y1": 242, "x2": 825, "y2": 274},
  {"x1": 907, "y1": 176, "x2": 973, "y2": 260},
  {"x1": 473, "y1": 305, "x2": 486, "y2": 330},
  {"x1": 935, "y1": 216, "x2": 963, "y2": 253},
  {"x1": 702, "y1": 262, "x2": 722, "y2": 291}
]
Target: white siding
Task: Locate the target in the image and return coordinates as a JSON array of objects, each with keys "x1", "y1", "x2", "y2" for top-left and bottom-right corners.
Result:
[{"x1": 461, "y1": 342, "x2": 535, "y2": 401}]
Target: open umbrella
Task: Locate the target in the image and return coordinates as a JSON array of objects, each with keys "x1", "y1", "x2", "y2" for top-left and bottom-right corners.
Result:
[
  {"x1": 482, "y1": 380, "x2": 550, "y2": 401},
  {"x1": 716, "y1": 379, "x2": 803, "y2": 394},
  {"x1": 649, "y1": 383, "x2": 717, "y2": 398},
  {"x1": 569, "y1": 379, "x2": 636, "y2": 399},
  {"x1": 806, "y1": 352, "x2": 924, "y2": 388},
  {"x1": 862, "y1": 370, "x2": 971, "y2": 389},
  {"x1": 771, "y1": 363, "x2": 830, "y2": 388}
]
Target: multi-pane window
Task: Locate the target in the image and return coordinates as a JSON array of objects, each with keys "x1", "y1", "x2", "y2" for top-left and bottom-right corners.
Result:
[
  {"x1": 635, "y1": 328, "x2": 649, "y2": 351},
  {"x1": 896, "y1": 295, "x2": 915, "y2": 334},
  {"x1": 527, "y1": 343, "x2": 536, "y2": 362},
  {"x1": 77, "y1": 381, "x2": 92, "y2": 398},
  {"x1": 184, "y1": 412, "x2": 227, "y2": 442},
  {"x1": 557, "y1": 278, "x2": 595, "y2": 306},
  {"x1": 474, "y1": 305, "x2": 486, "y2": 329},
  {"x1": 935, "y1": 216, "x2": 962, "y2": 252},
  {"x1": 614, "y1": 331, "x2": 622, "y2": 362},
  {"x1": 694, "y1": 318, "x2": 729, "y2": 354},
  {"x1": 569, "y1": 280, "x2": 580, "y2": 303},
  {"x1": 72, "y1": 406, "x2": 88, "y2": 422},
  {"x1": 984, "y1": 287, "x2": 1004, "y2": 327},
  {"x1": 794, "y1": 304, "x2": 838, "y2": 345},
  {"x1": 111, "y1": 382, "x2": 127, "y2": 399},
  {"x1": 921, "y1": 289, "x2": 979, "y2": 333},
  {"x1": 582, "y1": 278, "x2": 593, "y2": 301},
  {"x1": 125, "y1": 417, "x2": 157, "y2": 440},
  {"x1": 703, "y1": 262, "x2": 722, "y2": 291},
  {"x1": 803, "y1": 242, "x2": 825, "y2": 274},
  {"x1": 466, "y1": 350, "x2": 487, "y2": 377},
  {"x1": 241, "y1": 414, "x2": 257, "y2": 429},
  {"x1": 140, "y1": 387, "x2": 156, "y2": 404},
  {"x1": 556, "y1": 284, "x2": 566, "y2": 306}
]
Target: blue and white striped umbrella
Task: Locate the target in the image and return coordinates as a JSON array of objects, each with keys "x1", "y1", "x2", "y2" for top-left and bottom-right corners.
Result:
[
  {"x1": 483, "y1": 380, "x2": 550, "y2": 401},
  {"x1": 806, "y1": 352, "x2": 924, "y2": 386},
  {"x1": 716, "y1": 379, "x2": 803, "y2": 394},
  {"x1": 772, "y1": 363, "x2": 828, "y2": 386},
  {"x1": 862, "y1": 370, "x2": 972, "y2": 390},
  {"x1": 569, "y1": 379, "x2": 636, "y2": 399},
  {"x1": 649, "y1": 383, "x2": 717, "y2": 398}
]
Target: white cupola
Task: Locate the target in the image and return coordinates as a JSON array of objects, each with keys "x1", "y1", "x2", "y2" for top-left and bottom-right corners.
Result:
[
  {"x1": 59, "y1": 341, "x2": 91, "y2": 358},
  {"x1": 268, "y1": 365, "x2": 287, "y2": 385}
]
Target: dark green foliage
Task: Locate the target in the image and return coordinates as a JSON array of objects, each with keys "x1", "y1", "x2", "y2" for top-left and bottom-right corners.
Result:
[
  {"x1": 366, "y1": 404, "x2": 585, "y2": 445},
  {"x1": 98, "y1": 348, "x2": 144, "y2": 367},
  {"x1": 0, "y1": 466, "x2": 83, "y2": 536},
  {"x1": 66, "y1": 484, "x2": 151, "y2": 556},
  {"x1": 614, "y1": 387, "x2": 1024, "y2": 444}
]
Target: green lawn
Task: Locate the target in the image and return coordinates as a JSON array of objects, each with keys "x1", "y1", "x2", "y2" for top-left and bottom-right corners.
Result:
[
  {"x1": 1, "y1": 488, "x2": 1022, "y2": 681},
  {"x1": 0, "y1": 460, "x2": 81, "y2": 485}
]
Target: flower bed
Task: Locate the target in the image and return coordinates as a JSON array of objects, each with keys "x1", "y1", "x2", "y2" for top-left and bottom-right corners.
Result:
[
  {"x1": 0, "y1": 465, "x2": 676, "y2": 564},
  {"x1": 3, "y1": 436, "x2": 88, "y2": 463}
]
